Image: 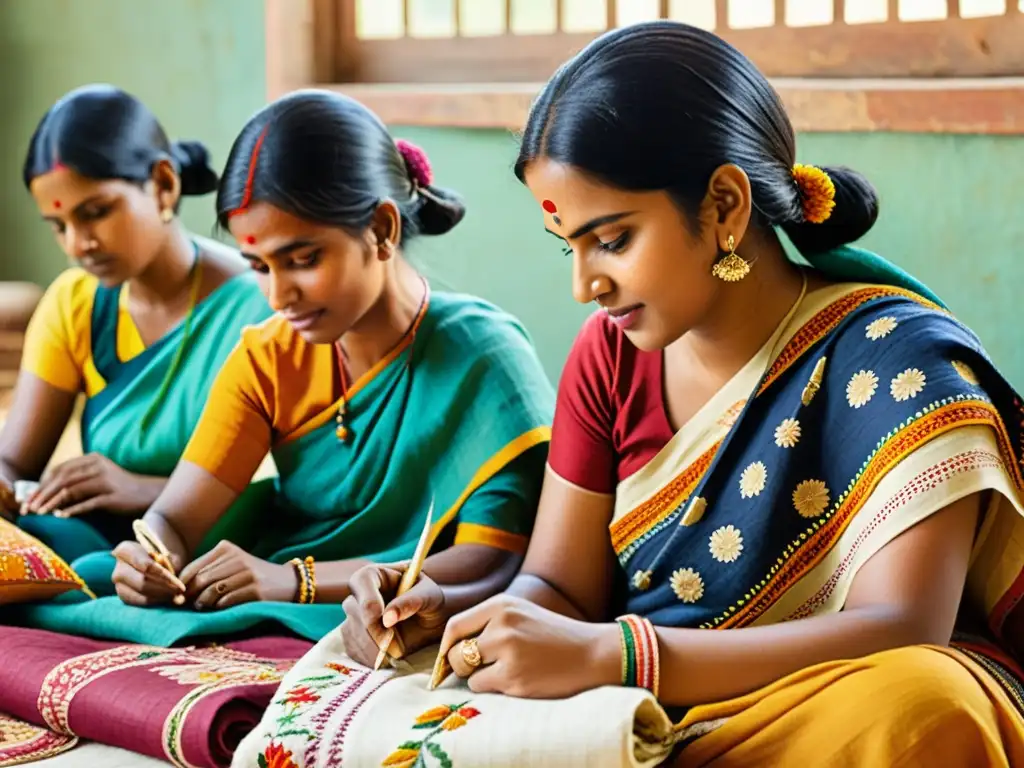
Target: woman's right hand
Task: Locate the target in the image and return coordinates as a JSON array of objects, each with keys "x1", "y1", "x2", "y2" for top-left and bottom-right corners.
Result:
[
  {"x1": 111, "y1": 541, "x2": 187, "y2": 607},
  {"x1": 341, "y1": 563, "x2": 448, "y2": 668}
]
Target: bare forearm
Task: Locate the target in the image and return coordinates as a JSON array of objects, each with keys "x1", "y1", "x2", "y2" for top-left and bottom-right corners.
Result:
[
  {"x1": 126, "y1": 474, "x2": 167, "y2": 511},
  {"x1": 506, "y1": 573, "x2": 589, "y2": 621},
  {"x1": 0, "y1": 457, "x2": 22, "y2": 485},
  {"x1": 423, "y1": 546, "x2": 522, "y2": 620},
  {"x1": 312, "y1": 559, "x2": 371, "y2": 603},
  {"x1": 589, "y1": 606, "x2": 941, "y2": 707}
]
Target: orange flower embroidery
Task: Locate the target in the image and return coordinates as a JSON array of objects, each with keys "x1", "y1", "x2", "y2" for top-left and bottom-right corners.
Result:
[
  {"x1": 282, "y1": 685, "x2": 319, "y2": 706},
  {"x1": 325, "y1": 662, "x2": 353, "y2": 675},
  {"x1": 415, "y1": 706, "x2": 454, "y2": 726},
  {"x1": 381, "y1": 748, "x2": 420, "y2": 767},
  {"x1": 385, "y1": 702, "x2": 482, "y2": 766},
  {"x1": 259, "y1": 741, "x2": 298, "y2": 768}
]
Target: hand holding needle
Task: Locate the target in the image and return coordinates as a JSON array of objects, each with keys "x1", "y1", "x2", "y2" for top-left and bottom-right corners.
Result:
[
  {"x1": 132, "y1": 519, "x2": 187, "y2": 605},
  {"x1": 373, "y1": 498, "x2": 435, "y2": 670}
]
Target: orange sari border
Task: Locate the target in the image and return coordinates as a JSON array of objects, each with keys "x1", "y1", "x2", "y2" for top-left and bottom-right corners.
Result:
[
  {"x1": 709, "y1": 398, "x2": 1019, "y2": 630},
  {"x1": 610, "y1": 286, "x2": 934, "y2": 560},
  {"x1": 610, "y1": 442, "x2": 720, "y2": 555},
  {"x1": 425, "y1": 425, "x2": 552, "y2": 553},
  {"x1": 757, "y1": 286, "x2": 942, "y2": 397}
]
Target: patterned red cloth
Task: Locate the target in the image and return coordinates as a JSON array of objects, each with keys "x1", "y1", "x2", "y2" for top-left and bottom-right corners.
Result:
[{"x1": 0, "y1": 626, "x2": 310, "y2": 767}]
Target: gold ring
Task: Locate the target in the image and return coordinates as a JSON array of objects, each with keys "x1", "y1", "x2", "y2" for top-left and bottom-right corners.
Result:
[
  {"x1": 215, "y1": 582, "x2": 228, "y2": 595},
  {"x1": 461, "y1": 638, "x2": 482, "y2": 669}
]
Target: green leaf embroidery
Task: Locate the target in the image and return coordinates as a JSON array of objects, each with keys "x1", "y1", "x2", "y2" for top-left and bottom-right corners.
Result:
[
  {"x1": 398, "y1": 740, "x2": 424, "y2": 750},
  {"x1": 136, "y1": 651, "x2": 162, "y2": 660},
  {"x1": 274, "y1": 728, "x2": 313, "y2": 740},
  {"x1": 426, "y1": 741, "x2": 453, "y2": 768},
  {"x1": 257, "y1": 755, "x2": 267, "y2": 768},
  {"x1": 413, "y1": 721, "x2": 442, "y2": 730}
]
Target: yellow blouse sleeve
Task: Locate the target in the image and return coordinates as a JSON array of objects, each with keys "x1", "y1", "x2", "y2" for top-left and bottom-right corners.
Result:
[
  {"x1": 181, "y1": 324, "x2": 276, "y2": 494},
  {"x1": 20, "y1": 269, "x2": 95, "y2": 393}
]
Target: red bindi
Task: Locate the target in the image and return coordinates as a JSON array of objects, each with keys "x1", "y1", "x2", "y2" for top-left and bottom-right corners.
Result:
[
  {"x1": 542, "y1": 200, "x2": 557, "y2": 214},
  {"x1": 245, "y1": 236, "x2": 256, "y2": 245},
  {"x1": 53, "y1": 200, "x2": 62, "y2": 209}
]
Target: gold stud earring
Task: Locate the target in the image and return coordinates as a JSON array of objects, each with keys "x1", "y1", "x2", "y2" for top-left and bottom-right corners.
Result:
[
  {"x1": 160, "y1": 208, "x2": 174, "y2": 224},
  {"x1": 712, "y1": 235, "x2": 751, "y2": 282}
]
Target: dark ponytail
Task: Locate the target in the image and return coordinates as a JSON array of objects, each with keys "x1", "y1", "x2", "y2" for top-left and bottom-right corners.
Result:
[
  {"x1": 23, "y1": 84, "x2": 218, "y2": 199},
  {"x1": 170, "y1": 140, "x2": 219, "y2": 197},
  {"x1": 216, "y1": 90, "x2": 465, "y2": 241},
  {"x1": 515, "y1": 22, "x2": 878, "y2": 255}
]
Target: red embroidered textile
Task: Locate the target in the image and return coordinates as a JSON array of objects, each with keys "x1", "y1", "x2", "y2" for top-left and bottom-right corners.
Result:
[
  {"x1": 0, "y1": 627, "x2": 311, "y2": 767},
  {"x1": 549, "y1": 312, "x2": 672, "y2": 494}
]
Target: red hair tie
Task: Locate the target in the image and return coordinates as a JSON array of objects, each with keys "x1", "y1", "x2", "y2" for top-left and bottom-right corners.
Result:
[{"x1": 395, "y1": 139, "x2": 433, "y2": 188}]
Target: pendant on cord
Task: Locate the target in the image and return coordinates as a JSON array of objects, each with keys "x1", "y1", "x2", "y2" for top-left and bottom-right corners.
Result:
[{"x1": 335, "y1": 399, "x2": 349, "y2": 442}]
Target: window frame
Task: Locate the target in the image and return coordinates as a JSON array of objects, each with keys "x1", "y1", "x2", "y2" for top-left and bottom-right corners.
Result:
[{"x1": 266, "y1": 0, "x2": 1024, "y2": 133}]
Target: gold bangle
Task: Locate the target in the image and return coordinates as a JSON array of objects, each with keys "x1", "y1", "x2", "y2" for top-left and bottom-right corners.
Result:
[
  {"x1": 304, "y1": 556, "x2": 316, "y2": 605},
  {"x1": 287, "y1": 558, "x2": 307, "y2": 604}
]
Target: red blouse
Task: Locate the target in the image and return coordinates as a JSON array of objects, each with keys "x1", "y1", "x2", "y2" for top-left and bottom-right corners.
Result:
[{"x1": 549, "y1": 311, "x2": 675, "y2": 494}]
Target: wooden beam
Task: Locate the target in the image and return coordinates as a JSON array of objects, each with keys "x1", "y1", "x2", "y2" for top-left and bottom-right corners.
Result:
[
  {"x1": 716, "y1": 0, "x2": 729, "y2": 29},
  {"x1": 341, "y1": 15, "x2": 1024, "y2": 82},
  {"x1": 265, "y1": 0, "x2": 319, "y2": 99},
  {"x1": 331, "y1": 78, "x2": 1024, "y2": 135}
]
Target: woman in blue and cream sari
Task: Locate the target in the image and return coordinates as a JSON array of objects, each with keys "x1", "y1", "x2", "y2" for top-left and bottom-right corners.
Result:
[
  {"x1": 330, "y1": 23, "x2": 1024, "y2": 766},
  {"x1": 0, "y1": 85, "x2": 271, "y2": 592}
]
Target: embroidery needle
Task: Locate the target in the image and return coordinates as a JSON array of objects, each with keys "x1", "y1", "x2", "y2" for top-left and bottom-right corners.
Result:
[
  {"x1": 373, "y1": 497, "x2": 435, "y2": 671},
  {"x1": 132, "y1": 519, "x2": 187, "y2": 605}
]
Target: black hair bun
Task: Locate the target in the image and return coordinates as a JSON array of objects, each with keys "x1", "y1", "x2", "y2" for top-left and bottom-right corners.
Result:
[
  {"x1": 172, "y1": 140, "x2": 219, "y2": 196},
  {"x1": 781, "y1": 166, "x2": 879, "y2": 255},
  {"x1": 414, "y1": 185, "x2": 466, "y2": 236}
]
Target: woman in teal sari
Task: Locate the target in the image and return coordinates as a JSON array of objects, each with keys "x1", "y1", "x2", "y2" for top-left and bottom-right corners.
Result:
[
  {"x1": 63, "y1": 90, "x2": 556, "y2": 647},
  {"x1": 0, "y1": 85, "x2": 271, "y2": 593}
]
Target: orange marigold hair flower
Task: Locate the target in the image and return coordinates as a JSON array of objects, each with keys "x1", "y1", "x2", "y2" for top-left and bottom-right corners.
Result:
[{"x1": 791, "y1": 163, "x2": 836, "y2": 224}]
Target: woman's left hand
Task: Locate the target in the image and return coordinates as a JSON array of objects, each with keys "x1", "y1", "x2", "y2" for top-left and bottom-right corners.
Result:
[
  {"x1": 23, "y1": 453, "x2": 156, "y2": 518},
  {"x1": 438, "y1": 594, "x2": 620, "y2": 699},
  {"x1": 180, "y1": 540, "x2": 297, "y2": 610}
]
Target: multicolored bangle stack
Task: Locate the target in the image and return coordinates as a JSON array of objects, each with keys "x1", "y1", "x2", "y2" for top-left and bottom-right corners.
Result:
[
  {"x1": 288, "y1": 556, "x2": 317, "y2": 604},
  {"x1": 616, "y1": 614, "x2": 661, "y2": 698}
]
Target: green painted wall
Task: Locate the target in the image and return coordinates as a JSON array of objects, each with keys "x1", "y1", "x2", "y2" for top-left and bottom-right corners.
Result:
[
  {"x1": 0, "y1": 0, "x2": 267, "y2": 283},
  {"x1": 400, "y1": 127, "x2": 1024, "y2": 387},
  {"x1": 1, "y1": 1, "x2": 1020, "y2": 388}
]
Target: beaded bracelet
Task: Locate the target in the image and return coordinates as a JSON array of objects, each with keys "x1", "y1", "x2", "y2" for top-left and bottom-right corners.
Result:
[
  {"x1": 287, "y1": 556, "x2": 317, "y2": 604},
  {"x1": 616, "y1": 614, "x2": 661, "y2": 698}
]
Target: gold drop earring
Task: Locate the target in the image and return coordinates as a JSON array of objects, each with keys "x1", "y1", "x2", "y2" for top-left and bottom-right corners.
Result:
[
  {"x1": 711, "y1": 235, "x2": 751, "y2": 282},
  {"x1": 160, "y1": 208, "x2": 174, "y2": 223}
]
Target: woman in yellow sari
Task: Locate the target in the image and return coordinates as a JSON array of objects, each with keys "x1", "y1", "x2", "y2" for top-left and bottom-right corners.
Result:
[
  {"x1": 0, "y1": 84, "x2": 271, "y2": 592},
  {"x1": 340, "y1": 22, "x2": 1024, "y2": 765}
]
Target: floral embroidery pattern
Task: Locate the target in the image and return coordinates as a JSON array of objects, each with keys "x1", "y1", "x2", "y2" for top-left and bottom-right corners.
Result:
[
  {"x1": 267, "y1": 661, "x2": 358, "y2": 745},
  {"x1": 259, "y1": 741, "x2": 299, "y2": 768},
  {"x1": 709, "y1": 525, "x2": 744, "y2": 563},
  {"x1": 670, "y1": 567, "x2": 704, "y2": 603},
  {"x1": 381, "y1": 702, "x2": 481, "y2": 767},
  {"x1": 793, "y1": 479, "x2": 830, "y2": 519},
  {"x1": 739, "y1": 462, "x2": 767, "y2": 498},
  {"x1": 0, "y1": 713, "x2": 77, "y2": 765},
  {"x1": 846, "y1": 370, "x2": 878, "y2": 409},
  {"x1": 891, "y1": 368, "x2": 926, "y2": 402},
  {"x1": 865, "y1": 316, "x2": 898, "y2": 341},
  {"x1": 774, "y1": 418, "x2": 801, "y2": 448},
  {"x1": 952, "y1": 360, "x2": 979, "y2": 386}
]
